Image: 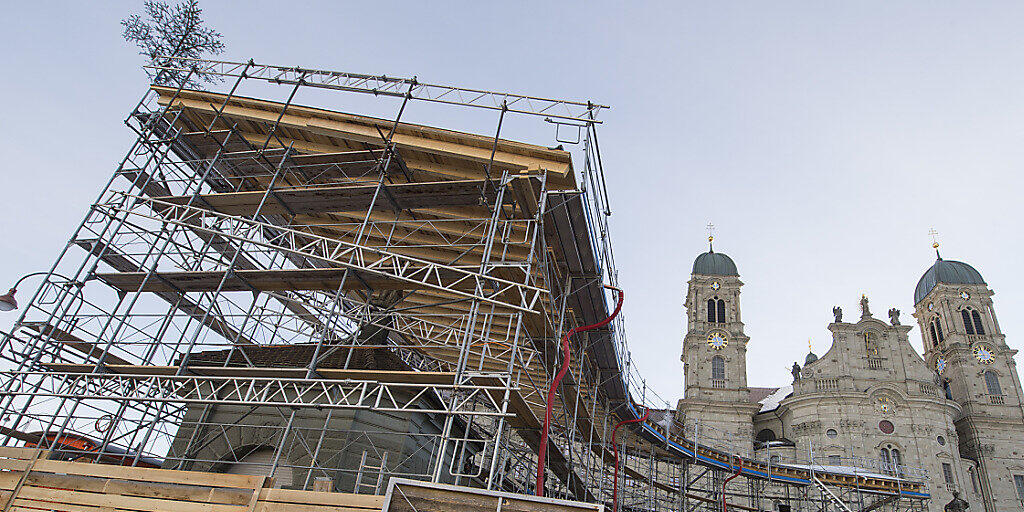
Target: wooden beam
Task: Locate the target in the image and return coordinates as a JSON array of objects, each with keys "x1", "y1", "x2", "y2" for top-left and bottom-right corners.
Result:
[
  {"x1": 20, "y1": 322, "x2": 132, "y2": 366},
  {"x1": 154, "y1": 87, "x2": 574, "y2": 182},
  {"x1": 76, "y1": 240, "x2": 256, "y2": 346},
  {"x1": 153, "y1": 180, "x2": 502, "y2": 216}
]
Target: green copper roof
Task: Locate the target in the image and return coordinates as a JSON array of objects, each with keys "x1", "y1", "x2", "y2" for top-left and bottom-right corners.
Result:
[
  {"x1": 914, "y1": 256, "x2": 985, "y2": 305},
  {"x1": 692, "y1": 250, "x2": 739, "y2": 277}
]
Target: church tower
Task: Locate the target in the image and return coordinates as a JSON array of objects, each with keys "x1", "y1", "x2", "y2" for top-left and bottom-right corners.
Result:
[
  {"x1": 912, "y1": 247, "x2": 1024, "y2": 510},
  {"x1": 676, "y1": 238, "x2": 758, "y2": 448}
]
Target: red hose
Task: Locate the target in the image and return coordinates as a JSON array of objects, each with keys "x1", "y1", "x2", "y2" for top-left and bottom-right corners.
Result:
[
  {"x1": 536, "y1": 285, "x2": 623, "y2": 496},
  {"x1": 612, "y1": 407, "x2": 649, "y2": 512},
  {"x1": 721, "y1": 457, "x2": 742, "y2": 512}
]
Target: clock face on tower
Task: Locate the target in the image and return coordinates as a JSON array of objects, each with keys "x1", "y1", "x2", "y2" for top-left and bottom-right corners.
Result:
[
  {"x1": 936, "y1": 358, "x2": 947, "y2": 373},
  {"x1": 973, "y1": 345, "x2": 994, "y2": 364},
  {"x1": 960, "y1": 291, "x2": 971, "y2": 300},
  {"x1": 711, "y1": 281, "x2": 720, "y2": 291},
  {"x1": 707, "y1": 331, "x2": 728, "y2": 350}
]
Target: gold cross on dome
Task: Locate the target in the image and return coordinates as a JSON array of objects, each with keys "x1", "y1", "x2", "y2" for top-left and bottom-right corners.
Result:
[
  {"x1": 928, "y1": 228, "x2": 940, "y2": 249},
  {"x1": 706, "y1": 222, "x2": 715, "y2": 243}
]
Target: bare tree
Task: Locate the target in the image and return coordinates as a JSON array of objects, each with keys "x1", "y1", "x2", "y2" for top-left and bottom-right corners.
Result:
[{"x1": 122, "y1": 0, "x2": 225, "y2": 88}]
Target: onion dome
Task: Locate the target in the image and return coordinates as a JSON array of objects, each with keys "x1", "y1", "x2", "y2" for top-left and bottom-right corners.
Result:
[
  {"x1": 805, "y1": 351, "x2": 818, "y2": 365},
  {"x1": 914, "y1": 255, "x2": 985, "y2": 305},
  {"x1": 692, "y1": 249, "x2": 739, "y2": 277}
]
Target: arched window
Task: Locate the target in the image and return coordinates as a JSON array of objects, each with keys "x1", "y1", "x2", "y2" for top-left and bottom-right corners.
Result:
[
  {"x1": 891, "y1": 449, "x2": 902, "y2": 469},
  {"x1": 707, "y1": 298, "x2": 726, "y2": 323},
  {"x1": 962, "y1": 309, "x2": 976, "y2": 335},
  {"x1": 931, "y1": 318, "x2": 944, "y2": 344},
  {"x1": 984, "y1": 371, "x2": 1002, "y2": 396},
  {"x1": 880, "y1": 448, "x2": 890, "y2": 469},
  {"x1": 929, "y1": 324, "x2": 939, "y2": 348},
  {"x1": 971, "y1": 309, "x2": 985, "y2": 335},
  {"x1": 221, "y1": 446, "x2": 293, "y2": 488},
  {"x1": 711, "y1": 356, "x2": 725, "y2": 380},
  {"x1": 756, "y1": 429, "x2": 776, "y2": 443},
  {"x1": 942, "y1": 379, "x2": 952, "y2": 400}
]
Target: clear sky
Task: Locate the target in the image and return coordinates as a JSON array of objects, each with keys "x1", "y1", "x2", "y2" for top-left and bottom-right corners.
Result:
[{"x1": 2, "y1": 2, "x2": 1023, "y2": 403}]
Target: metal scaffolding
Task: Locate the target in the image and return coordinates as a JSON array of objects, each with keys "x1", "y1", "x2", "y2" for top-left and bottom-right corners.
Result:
[{"x1": 0, "y1": 57, "x2": 929, "y2": 512}]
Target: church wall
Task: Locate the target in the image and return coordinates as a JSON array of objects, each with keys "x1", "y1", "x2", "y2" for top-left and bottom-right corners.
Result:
[
  {"x1": 771, "y1": 309, "x2": 978, "y2": 510},
  {"x1": 679, "y1": 249, "x2": 1024, "y2": 510},
  {"x1": 914, "y1": 278, "x2": 1024, "y2": 510}
]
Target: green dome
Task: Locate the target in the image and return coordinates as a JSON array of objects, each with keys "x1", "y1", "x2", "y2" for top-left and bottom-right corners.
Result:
[
  {"x1": 914, "y1": 256, "x2": 985, "y2": 305},
  {"x1": 805, "y1": 351, "x2": 818, "y2": 365},
  {"x1": 692, "y1": 250, "x2": 738, "y2": 277}
]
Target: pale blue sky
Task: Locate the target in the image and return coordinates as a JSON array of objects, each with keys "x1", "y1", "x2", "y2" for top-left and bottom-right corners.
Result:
[{"x1": 2, "y1": 2, "x2": 1022, "y2": 403}]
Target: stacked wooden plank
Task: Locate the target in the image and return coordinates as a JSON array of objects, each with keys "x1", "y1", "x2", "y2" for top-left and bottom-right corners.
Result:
[{"x1": 0, "y1": 446, "x2": 384, "y2": 512}]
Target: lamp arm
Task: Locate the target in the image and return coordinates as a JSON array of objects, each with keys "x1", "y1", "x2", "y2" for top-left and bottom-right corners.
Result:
[{"x1": 8, "y1": 272, "x2": 76, "y2": 292}]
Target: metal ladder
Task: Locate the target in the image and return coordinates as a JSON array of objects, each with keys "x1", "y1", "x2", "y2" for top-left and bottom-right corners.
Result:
[
  {"x1": 812, "y1": 476, "x2": 853, "y2": 512},
  {"x1": 353, "y1": 450, "x2": 388, "y2": 494}
]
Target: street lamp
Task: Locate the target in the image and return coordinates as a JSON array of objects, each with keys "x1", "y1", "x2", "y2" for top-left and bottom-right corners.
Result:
[{"x1": 0, "y1": 272, "x2": 76, "y2": 312}]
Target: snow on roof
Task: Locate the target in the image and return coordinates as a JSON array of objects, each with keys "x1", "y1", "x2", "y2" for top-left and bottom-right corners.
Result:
[
  {"x1": 780, "y1": 462, "x2": 899, "y2": 481},
  {"x1": 758, "y1": 384, "x2": 792, "y2": 413}
]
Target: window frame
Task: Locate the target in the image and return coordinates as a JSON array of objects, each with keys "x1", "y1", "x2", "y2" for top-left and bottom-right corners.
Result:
[
  {"x1": 931, "y1": 317, "x2": 945, "y2": 343},
  {"x1": 711, "y1": 355, "x2": 725, "y2": 380},
  {"x1": 971, "y1": 309, "x2": 985, "y2": 335},
  {"x1": 962, "y1": 309, "x2": 975, "y2": 335},
  {"x1": 984, "y1": 370, "x2": 1002, "y2": 396},
  {"x1": 942, "y1": 462, "x2": 954, "y2": 485}
]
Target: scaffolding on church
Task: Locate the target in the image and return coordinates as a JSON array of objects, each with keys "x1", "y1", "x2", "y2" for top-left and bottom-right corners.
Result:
[{"x1": 0, "y1": 57, "x2": 930, "y2": 512}]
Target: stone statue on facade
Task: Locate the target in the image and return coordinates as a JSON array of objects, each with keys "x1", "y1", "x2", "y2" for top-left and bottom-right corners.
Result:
[
  {"x1": 888, "y1": 307, "x2": 901, "y2": 326},
  {"x1": 860, "y1": 295, "x2": 871, "y2": 317},
  {"x1": 832, "y1": 306, "x2": 842, "y2": 323},
  {"x1": 791, "y1": 362, "x2": 802, "y2": 382},
  {"x1": 943, "y1": 491, "x2": 969, "y2": 512}
]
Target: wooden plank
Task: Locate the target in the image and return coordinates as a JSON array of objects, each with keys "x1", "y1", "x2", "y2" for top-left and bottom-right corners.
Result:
[
  {"x1": 0, "y1": 447, "x2": 39, "y2": 460},
  {"x1": 21, "y1": 322, "x2": 132, "y2": 366},
  {"x1": 13, "y1": 485, "x2": 243, "y2": 512},
  {"x1": 29, "y1": 459, "x2": 261, "y2": 490},
  {"x1": 255, "y1": 503, "x2": 382, "y2": 512},
  {"x1": 257, "y1": 488, "x2": 382, "y2": 509},
  {"x1": 1, "y1": 448, "x2": 45, "y2": 511},
  {"x1": 154, "y1": 89, "x2": 574, "y2": 181},
  {"x1": 152, "y1": 180, "x2": 501, "y2": 216},
  {"x1": 383, "y1": 480, "x2": 600, "y2": 512},
  {"x1": 10, "y1": 498, "x2": 112, "y2": 512},
  {"x1": 0, "y1": 472, "x2": 21, "y2": 491},
  {"x1": 76, "y1": 240, "x2": 257, "y2": 346},
  {"x1": 22, "y1": 472, "x2": 250, "y2": 506},
  {"x1": 245, "y1": 476, "x2": 266, "y2": 512}
]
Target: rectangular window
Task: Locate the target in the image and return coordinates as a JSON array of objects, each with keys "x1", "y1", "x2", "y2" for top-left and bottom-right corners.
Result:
[
  {"x1": 942, "y1": 463, "x2": 954, "y2": 485},
  {"x1": 827, "y1": 455, "x2": 841, "y2": 465},
  {"x1": 968, "y1": 467, "x2": 978, "y2": 493},
  {"x1": 1015, "y1": 475, "x2": 1024, "y2": 499}
]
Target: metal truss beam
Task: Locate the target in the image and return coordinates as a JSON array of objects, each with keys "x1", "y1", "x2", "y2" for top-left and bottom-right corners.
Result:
[
  {"x1": 98, "y1": 193, "x2": 545, "y2": 313},
  {"x1": 145, "y1": 57, "x2": 608, "y2": 123},
  {"x1": 1, "y1": 371, "x2": 515, "y2": 417}
]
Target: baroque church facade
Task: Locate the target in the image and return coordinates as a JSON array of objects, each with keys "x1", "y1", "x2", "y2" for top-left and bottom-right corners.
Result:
[{"x1": 675, "y1": 244, "x2": 1024, "y2": 510}]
